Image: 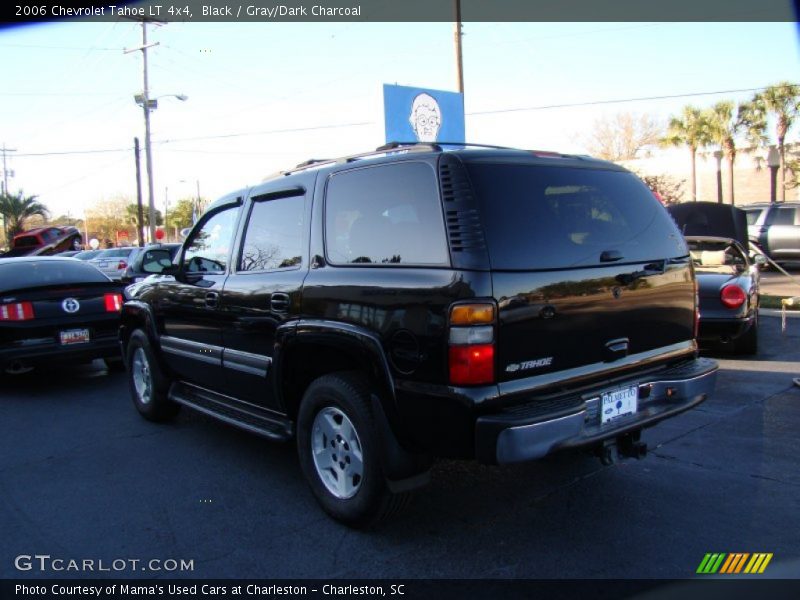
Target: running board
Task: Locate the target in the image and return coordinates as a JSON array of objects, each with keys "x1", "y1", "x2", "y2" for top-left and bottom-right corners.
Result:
[{"x1": 169, "y1": 381, "x2": 293, "y2": 442}]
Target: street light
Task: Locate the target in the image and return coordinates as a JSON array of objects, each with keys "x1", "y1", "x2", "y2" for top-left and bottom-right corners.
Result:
[
  {"x1": 767, "y1": 145, "x2": 781, "y2": 203},
  {"x1": 133, "y1": 92, "x2": 187, "y2": 243}
]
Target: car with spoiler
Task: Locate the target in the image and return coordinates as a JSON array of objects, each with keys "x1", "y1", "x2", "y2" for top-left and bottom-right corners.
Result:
[
  {"x1": 669, "y1": 202, "x2": 764, "y2": 354},
  {"x1": 0, "y1": 257, "x2": 125, "y2": 375},
  {"x1": 120, "y1": 142, "x2": 718, "y2": 526}
]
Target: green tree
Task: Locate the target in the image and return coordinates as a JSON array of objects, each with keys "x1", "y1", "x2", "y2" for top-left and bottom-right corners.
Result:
[
  {"x1": 0, "y1": 190, "x2": 49, "y2": 239},
  {"x1": 661, "y1": 106, "x2": 711, "y2": 202},
  {"x1": 165, "y1": 197, "x2": 196, "y2": 231},
  {"x1": 742, "y1": 81, "x2": 800, "y2": 202},
  {"x1": 125, "y1": 203, "x2": 163, "y2": 227},
  {"x1": 704, "y1": 101, "x2": 746, "y2": 205}
]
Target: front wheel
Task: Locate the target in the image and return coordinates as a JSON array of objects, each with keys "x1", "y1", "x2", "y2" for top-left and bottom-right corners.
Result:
[
  {"x1": 296, "y1": 373, "x2": 410, "y2": 527},
  {"x1": 126, "y1": 329, "x2": 180, "y2": 421},
  {"x1": 71, "y1": 236, "x2": 83, "y2": 251}
]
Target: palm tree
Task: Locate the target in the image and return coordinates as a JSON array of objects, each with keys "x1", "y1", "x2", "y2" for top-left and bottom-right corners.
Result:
[
  {"x1": 0, "y1": 191, "x2": 49, "y2": 239},
  {"x1": 662, "y1": 106, "x2": 711, "y2": 201},
  {"x1": 744, "y1": 82, "x2": 800, "y2": 202},
  {"x1": 704, "y1": 101, "x2": 745, "y2": 205}
]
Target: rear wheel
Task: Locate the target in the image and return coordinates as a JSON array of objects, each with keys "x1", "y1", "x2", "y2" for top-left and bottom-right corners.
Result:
[
  {"x1": 126, "y1": 329, "x2": 179, "y2": 421},
  {"x1": 71, "y1": 236, "x2": 83, "y2": 251},
  {"x1": 296, "y1": 372, "x2": 410, "y2": 527}
]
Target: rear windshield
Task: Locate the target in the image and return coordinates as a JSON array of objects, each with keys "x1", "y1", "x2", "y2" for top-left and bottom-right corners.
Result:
[
  {"x1": 0, "y1": 260, "x2": 110, "y2": 292},
  {"x1": 465, "y1": 163, "x2": 687, "y2": 270},
  {"x1": 95, "y1": 248, "x2": 134, "y2": 259}
]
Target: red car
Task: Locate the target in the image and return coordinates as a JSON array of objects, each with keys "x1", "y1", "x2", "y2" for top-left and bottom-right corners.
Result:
[{"x1": 4, "y1": 226, "x2": 83, "y2": 257}]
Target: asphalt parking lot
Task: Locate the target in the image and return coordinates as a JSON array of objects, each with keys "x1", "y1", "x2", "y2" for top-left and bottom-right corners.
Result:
[{"x1": 2, "y1": 314, "x2": 799, "y2": 581}]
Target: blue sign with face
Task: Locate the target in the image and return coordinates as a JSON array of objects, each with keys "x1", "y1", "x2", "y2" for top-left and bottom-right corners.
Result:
[{"x1": 383, "y1": 84, "x2": 465, "y2": 144}]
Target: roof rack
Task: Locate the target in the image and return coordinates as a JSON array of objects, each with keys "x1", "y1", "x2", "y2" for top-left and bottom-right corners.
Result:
[{"x1": 277, "y1": 141, "x2": 520, "y2": 178}]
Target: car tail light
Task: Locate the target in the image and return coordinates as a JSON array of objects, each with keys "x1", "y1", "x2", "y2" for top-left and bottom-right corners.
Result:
[
  {"x1": 720, "y1": 284, "x2": 746, "y2": 309},
  {"x1": 0, "y1": 301, "x2": 35, "y2": 321},
  {"x1": 104, "y1": 293, "x2": 123, "y2": 312},
  {"x1": 448, "y1": 303, "x2": 495, "y2": 385},
  {"x1": 117, "y1": 260, "x2": 128, "y2": 270}
]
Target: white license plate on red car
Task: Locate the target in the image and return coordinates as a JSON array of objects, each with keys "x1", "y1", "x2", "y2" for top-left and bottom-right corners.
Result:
[
  {"x1": 60, "y1": 328, "x2": 90, "y2": 345},
  {"x1": 601, "y1": 385, "x2": 638, "y2": 424}
]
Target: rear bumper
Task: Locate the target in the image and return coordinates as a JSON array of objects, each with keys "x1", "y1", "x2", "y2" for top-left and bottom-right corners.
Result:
[
  {"x1": 698, "y1": 315, "x2": 755, "y2": 344},
  {"x1": 0, "y1": 336, "x2": 120, "y2": 369},
  {"x1": 475, "y1": 357, "x2": 718, "y2": 464}
]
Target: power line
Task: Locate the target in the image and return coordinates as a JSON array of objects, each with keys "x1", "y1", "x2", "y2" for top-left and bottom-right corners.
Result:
[
  {"x1": 467, "y1": 85, "x2": 796, "y2": 116},
  {"x1": 15, "y1": 148, "x2": 131, "y2": 157}
]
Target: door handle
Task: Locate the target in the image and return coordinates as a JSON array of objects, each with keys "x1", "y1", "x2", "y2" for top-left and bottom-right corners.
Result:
[
  {"x1": 205, "y1": 291, "x2": 219, "y2": 308},
  {"x1": 270, "y1": 293, "x2": 290, "y2": 313}
]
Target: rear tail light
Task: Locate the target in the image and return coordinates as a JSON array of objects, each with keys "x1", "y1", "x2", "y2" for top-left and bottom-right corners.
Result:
[
  {"x1": 720, "y1": 284, "x2": 746, "y2": 309},
  {"x1": 104, "y1": 293, "x2": 123, "y2": 312},
  {"x1": 117, "y1": 260, "x2": 128, "y2": 270},
  {"x1": 448, "y1": 303, "x2": 495, "y2": 385},
  {"x1": 0, "y1": 301, "x2": 35, "y2": 321}
]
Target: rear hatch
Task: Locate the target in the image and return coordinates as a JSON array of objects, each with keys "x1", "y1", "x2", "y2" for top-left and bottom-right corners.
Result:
[{"x1": 461, "y1": 156, "x2": 695, "y2": 385}]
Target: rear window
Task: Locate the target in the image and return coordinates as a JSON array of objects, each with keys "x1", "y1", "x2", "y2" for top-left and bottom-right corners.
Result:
[
  {"x1": 465, "y1": 163, "x2": 686, "y2": 270},
  {"x1": 95, "y1": 248, "x2": 134, "y2": 259},
  {"x1": 0, "y1": 260, "x2": 110, "y2": 292}
]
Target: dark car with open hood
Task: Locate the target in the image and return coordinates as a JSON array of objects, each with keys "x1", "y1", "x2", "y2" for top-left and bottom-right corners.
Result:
[
  {"x1": 0, "y1": 256, "x2": 125, "y2": 375},
  {"x1": 121, "y1": 142, "x2": 718, "y2": 527},
  {"x1": 668, "y1": 202, "x2": 765, "y2": 354}
]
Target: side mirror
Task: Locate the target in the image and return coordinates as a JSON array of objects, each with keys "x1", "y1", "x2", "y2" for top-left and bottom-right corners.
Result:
[{"x1": 141, "y1": 249, "x2": 176, "y2": 274}]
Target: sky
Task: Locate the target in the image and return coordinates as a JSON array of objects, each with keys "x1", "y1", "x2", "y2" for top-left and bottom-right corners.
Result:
[{"x1": 1, "y1": 18, "x2": 799, "y2": 222}]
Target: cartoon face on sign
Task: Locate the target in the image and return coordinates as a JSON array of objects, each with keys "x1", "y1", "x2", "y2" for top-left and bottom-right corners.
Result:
[{"x1": 408, "y1": 93, "x2": 442, "y2": 142}]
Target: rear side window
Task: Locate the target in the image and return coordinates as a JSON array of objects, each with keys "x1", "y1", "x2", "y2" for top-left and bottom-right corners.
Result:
[
  {"x1": 0, "y1": 260, "x2": 109, "y2": 292},
  {"x1": 325, "y1": 162, "x2": 448, "y2": 266},
  {"x1": 14, "y1": 236, "x2": 39, "y2": 247},
  {"x1": 465, "y1": 163, "x2": 686, "y2": 270},
  {"x1": 239, "y1": 194, "x2": 305, "y2": 271}
]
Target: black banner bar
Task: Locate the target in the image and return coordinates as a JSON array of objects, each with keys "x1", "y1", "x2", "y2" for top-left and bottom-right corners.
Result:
[{"x1": 2, "y1": 0, "x2": 798, "y2": 24}]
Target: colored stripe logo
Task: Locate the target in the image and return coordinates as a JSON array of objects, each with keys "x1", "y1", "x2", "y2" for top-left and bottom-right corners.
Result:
[{"x1": 696, "y1": 553, "x2": 773, "y2": 574}]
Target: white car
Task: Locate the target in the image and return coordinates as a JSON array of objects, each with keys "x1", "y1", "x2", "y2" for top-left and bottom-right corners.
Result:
[{"x1": 88, "y1": 247, "x2": 141, "y2": 281}]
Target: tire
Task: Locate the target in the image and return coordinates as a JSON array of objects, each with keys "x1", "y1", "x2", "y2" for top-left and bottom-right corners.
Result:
[
  {"x1": 296, "y1": 372, "x2": 410, "y2": 527},
  {"x1": 104, "y1": 356, "x2": 126, "y2": 372},
  {"x1": 735, "y1": 313, "x2": 758, "y2": 355},
  {"x1": 71, "y1": 236, "x2": 83, "y2": 251},
  {"x1": 126, "y1": 329, "x2": 180, "y2": 421}
]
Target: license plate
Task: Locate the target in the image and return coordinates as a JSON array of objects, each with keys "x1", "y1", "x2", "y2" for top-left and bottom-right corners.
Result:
[
  {"x1": 60, "y1": 328, "x2": 90, "y2": 345},
  {"x1": 97, "y1": 261, "x2": 108, "y2": 268},
  {"x1": 601, "y1": 385, "x2": 638, "y2": 424}
]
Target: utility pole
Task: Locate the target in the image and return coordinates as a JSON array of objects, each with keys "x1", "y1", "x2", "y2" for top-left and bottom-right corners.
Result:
[
  {"x1": 453, "y1": 0, "x2": 464, "y2": 94},
  {"x1": 125, "y1": 22, "x2": 160, "y2": 244},
  {"x1": 141, "y1": 22, "x2": 156, "y2": 244},
  {"x1": 134, "y1": 137, "x2": 145, "y2": 247}
]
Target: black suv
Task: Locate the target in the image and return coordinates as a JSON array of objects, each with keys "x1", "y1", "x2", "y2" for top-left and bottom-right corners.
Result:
[{"x1": 120, "y1": 143, "x2": 718, "y2": 526}]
